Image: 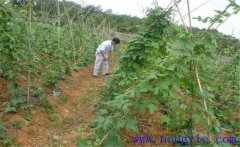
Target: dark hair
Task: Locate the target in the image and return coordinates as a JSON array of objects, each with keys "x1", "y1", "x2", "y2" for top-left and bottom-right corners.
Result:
[{"x1": 112, "y1": 38, "x2": 120, "y2": 44}]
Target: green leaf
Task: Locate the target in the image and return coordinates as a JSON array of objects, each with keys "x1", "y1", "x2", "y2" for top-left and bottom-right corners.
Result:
[
  {"x1": 161, "y1": 115, "x2": 171, "y2": 125},
  {"x1": 202, "y1": 90, "x2": 215, "y2": 99},
  {"x1": 193, "y1": 16, "x2": 202, "y2": 21},
  {"x1": 121, "y1": 103, "x2": 130, "y2": 114},
  {"x1": 4, "y1": 107, "x2": 17, "y2": 113},
  {"x1": 126, "y1": 116, "x2": 138, "y2": 132},
  {"x1": 77, "y1": 137, "x2": 91, "y2": 147},
  {"x1": 23, "y1": 113, "x2": 32, "y2": 121},
  {"x1": 0, "y1": 121, "x2": 6, "y2": 139},
  {"x1": 102, "y1": 117, "x2": 113, "y2": 131},
  {"x1": 103, "y1": 134, "x2": 123, "y2": 147},
  {"x1": 193, "y1": 113, "x2": 205, "y2": 125},
  {"x1": 213, "y1": 119, "x2": 221, "y2": 134},
  {"x1": 148, "y1": 104, "x2": 158, "y2": 114},
  {"x1": 115, "y1": 118, "x2": 126, "y2": 129},
  {"x1": 10, "y1": 97, "x2": 26, "y2": 107},
  {"x1": 132, "y1": 102, "x2": 146, "y2": 114}
]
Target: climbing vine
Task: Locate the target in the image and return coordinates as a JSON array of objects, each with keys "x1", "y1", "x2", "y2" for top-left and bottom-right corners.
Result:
[
  {"x1": 0, "y1": 3, "x2": 104, "y2": 112},
  {"x1": 84, "y1": 1, "x2": 240, "y2": 146}
]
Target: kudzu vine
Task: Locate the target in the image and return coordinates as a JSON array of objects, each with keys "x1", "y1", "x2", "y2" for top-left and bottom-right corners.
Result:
[
  {"x1": 0, "y1": 3, "x2": 103, "y2": 112},
  {"x1": 84, "y1": 3, "x2": 240, "y2": 146}
]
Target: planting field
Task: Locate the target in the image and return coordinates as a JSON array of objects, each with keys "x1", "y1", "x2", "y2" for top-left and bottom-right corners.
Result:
[{"x1": 0, "y1": 0, "x2": 240, "y2": 146}]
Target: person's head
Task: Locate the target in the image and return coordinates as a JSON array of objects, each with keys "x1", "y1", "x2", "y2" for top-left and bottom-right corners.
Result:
[{"x1": 111, "y1": 38, "x2": 120, "y2": 45}]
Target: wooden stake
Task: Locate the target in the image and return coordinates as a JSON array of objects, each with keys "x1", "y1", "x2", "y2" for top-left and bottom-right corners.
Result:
[
  {"x1": 27, "y1": 0, "x2": 32, "y2": 104},
  {"x1": 62, "y1": 1, "x2": 80, "y2": 67},
  {"x1": 174, "y1": 0, "x2": 188, "y2": 32},
  {"x1": 57, "y1": 0, "x2": 60, "y2": 50}
]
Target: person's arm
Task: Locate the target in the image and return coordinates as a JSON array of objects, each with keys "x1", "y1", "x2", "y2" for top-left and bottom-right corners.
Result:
[{"x1": 100, "y1": 50, "x2": 107, "y2": 61}]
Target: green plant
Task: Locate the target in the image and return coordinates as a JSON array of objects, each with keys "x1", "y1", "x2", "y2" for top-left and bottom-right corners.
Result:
[
  {"x1": 77, "y1": 124, "x2": 86, "y2": 139},
  {"x1": 48, "y1": 113, "x2": 60, "y2": 121},
  {"x1": 21, "y1": 104, "x2": 33, "y2": 111},
  {"x1": 37, "y1": 120, "x2": 45, "y2": 126},
  {"x1": 84, "y1": 2, "x2": 240, "y2": 146},
  {"x1": 52, "y1": 121, "x2": 62, "y2": 129},
  {"x1": 0, "y1": 121, "x2": 6, "y2": 139},
  {"x1": 0, "y1": 2, "x2": 109, "y2": 112},
  {"x1": 2, "y1": 136, "x2": 15, "y2": 147},
  {"x1": 81, "y1": 96, "x2": 89, "y2": 104},
  {"x1": 88, "y1": 8, "x2": 174, "y2": 146},
  {"x1": 3, "y1": 88, "x2": 26, "y2": 113},
  {"x1": 23, "y1": 113, "x2": 32, "y2": 121},
  {"x1": 77, "y1": 137, "x2": 92, "y2": 147},
  {"x1": 12, "y1": 121, "x2": 22, "y2": 129}
]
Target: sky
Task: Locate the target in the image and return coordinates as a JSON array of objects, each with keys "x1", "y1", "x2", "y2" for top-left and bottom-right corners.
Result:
[{"x1": 70, "y1": 0, "x2": 240, "y2": 38}]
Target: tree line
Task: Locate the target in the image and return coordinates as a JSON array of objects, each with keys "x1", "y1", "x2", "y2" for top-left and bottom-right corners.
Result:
[{"x1": 8, "y1": 0, "x2": 142, "y2": 33}]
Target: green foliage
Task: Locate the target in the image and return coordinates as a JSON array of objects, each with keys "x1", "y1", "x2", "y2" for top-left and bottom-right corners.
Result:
[
  {"x1": 3, "y1": 87, "x2": 26, "y2": 113},
  {"x1": 191, "y1": 27, "x2": 240, "y2": 57},
  {"x1": 12, "y1": 121, "x2": 22, "y2": 129},
  {"x1": 0, "y1": 122, "x2": 16, "y2": 146},
  {"x1": 22, "y1": 113, "x2": 32, "y2": 121},
  {"x1": 193, "y1": 0, "x2": 240, "y2": 24},
  {"x1": 48, "y1": 113, "x2": 60, "y2": 121},
  {"x1": 20, "y1": 104, "x2": 33, "y2": 111},
  {"x1": 86, "y1": 4, "x2": 240, "y2": 146},
  {"x1": 2, "y1": 136, "x2": 15, "y2": 147},
  {"x1": 0, "y1": 2, "x2": 106, "y2": 111},
  {"x1": 77, "y1": 137, "x2": 92, "y2": 147},
  {"x1": 83, "y1": 7, "x2": 176, "y2": 146},
  {"x1": 0, "y1": 121, "x2": 6, "y2": 139}
]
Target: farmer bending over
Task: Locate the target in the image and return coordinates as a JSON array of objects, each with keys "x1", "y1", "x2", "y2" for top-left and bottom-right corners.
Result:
[{"x1": 93, "y1": 38, "x2": 120, "y2": 77}]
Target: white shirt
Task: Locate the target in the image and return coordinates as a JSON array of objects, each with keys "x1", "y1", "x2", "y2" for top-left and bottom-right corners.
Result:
[{"x1": 96, "y1": 40, "x2": 113, "y2": 55}]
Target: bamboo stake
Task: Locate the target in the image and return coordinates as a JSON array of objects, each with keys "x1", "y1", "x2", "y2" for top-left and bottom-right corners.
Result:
[
  {"x1": 70, "y1": 20, "x2": 76, "y2": 67},
  {"x1": 188, "y1": 0, "x2": 212, "y2": 141},
  {"x1": 175, "y1": 0, "x2": 210, "y2": 24},
  {"x1": 166, "y1": 0, "x2": 174, "y2": 11},
  {"x1": 40, "y1": 0, "x2": 43, "y2": 16},
  {"x1": 27, "y1": 0, "x2": 32, "y2": 104},
  {"x1": 57, "y1": 0, "x2": 60, "y2": 50},
  {"x1": 194, "y1": 64, "x2": 212, "y2": 140},
  {"x1": 186, "y1": 0, "x2": 194, "y2": 139},
  {"x1": 62, "y1": 1, "x2": 77, "y2": 67},
  {"x1": 175, "y1": 0, "x2": 212, "y2": 141},
  {"x1": 186, "y1": 0, "x2": 192, "y2": 33},
  {"x1": 99, "y1": 133, "x2": 109, "y2": 146},
  {"x1": 174, "y1": 0, "x2": 188, "y2": 32}
]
